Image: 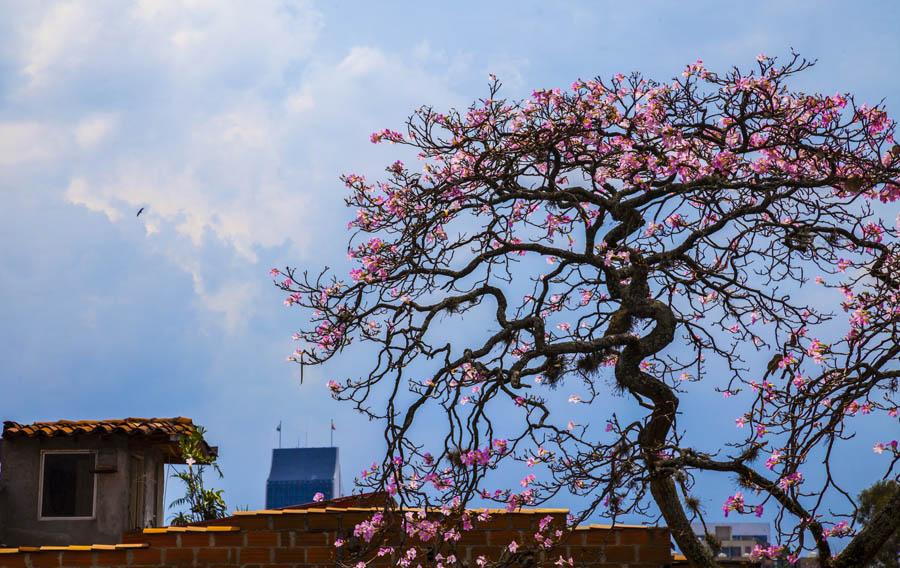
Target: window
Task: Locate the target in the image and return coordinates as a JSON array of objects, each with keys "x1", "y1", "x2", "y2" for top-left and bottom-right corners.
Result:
[
  {"x1": 40, "y1": 452, "x2": 96, "y2": 519},
  {"x1": 725, "y1": 546, "x2": 742, "y2": 558},
  {"x1": 715, "y1": 525, "x2": 732, "y2": 541},
  {"x1": 128, "y1": 455, "x2": 146, "y2": 530}
]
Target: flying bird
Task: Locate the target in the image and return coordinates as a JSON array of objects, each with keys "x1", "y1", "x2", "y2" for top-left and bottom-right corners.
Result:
[{"x1": 136, "y1": 207, "x2": 145, "y2": 217}]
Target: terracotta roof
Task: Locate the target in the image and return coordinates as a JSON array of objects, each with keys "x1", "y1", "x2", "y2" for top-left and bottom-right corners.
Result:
[
  {"x1": 278, "y1": 491, "x2": 393, "y2": 510},
  {"x1": 574, "y1": 523, "x2": 652, "y2": 530},
  {"x1": 142, "y1": 526, "x2": 240, "y2": 534},
  {"x1": 226, "y1": 506, "x2": 571, "y2": 517},
  {"x1": 0, "y1": 544, "x2": 148, "y2": 554},
  {"x1": 0, "y1": 527, "x2": 244, "y2": 553},
  {"x1": 2, "y1": 417, "x2": 197, "y2": 439}
]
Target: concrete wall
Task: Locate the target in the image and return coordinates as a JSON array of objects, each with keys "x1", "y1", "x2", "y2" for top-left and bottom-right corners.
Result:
[{"x1": 0, "y1": 435, "x2": 167, "y2": 546}]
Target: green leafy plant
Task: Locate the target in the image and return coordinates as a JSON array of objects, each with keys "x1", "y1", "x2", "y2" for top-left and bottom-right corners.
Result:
[
  {"x1": 168, "y1": 426, "x2": 227, "y2": 525},
  {"x1": 856, "y1": 481, "x2": 900, "y2": 568}
]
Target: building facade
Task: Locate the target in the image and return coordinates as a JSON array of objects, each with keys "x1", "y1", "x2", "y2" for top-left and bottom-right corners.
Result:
[
  {"x1": 265, "y1": 447, "x2": 340, "y2": 509},
  {"x1": 692, "y1": 522, "x2": 771, "y2": 563}
]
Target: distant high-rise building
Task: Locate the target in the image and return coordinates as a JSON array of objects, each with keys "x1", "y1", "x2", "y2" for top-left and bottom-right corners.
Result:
[{"x1": 265, "y1": 447, "x2": 341, "y2": 509}]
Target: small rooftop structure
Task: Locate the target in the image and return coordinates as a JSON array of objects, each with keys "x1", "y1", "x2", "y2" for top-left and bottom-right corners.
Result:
[
  {"x1": 265, "y1": 447, "x2": 341, "y2": 509},
  {"x1": 0, "y1": 417, "x2": 212, "y2": 547}
]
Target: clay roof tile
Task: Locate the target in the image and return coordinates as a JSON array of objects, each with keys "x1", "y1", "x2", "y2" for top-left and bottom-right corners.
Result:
[{"x1": 2, "y1": 417, "x2": 199, "y2": 440}]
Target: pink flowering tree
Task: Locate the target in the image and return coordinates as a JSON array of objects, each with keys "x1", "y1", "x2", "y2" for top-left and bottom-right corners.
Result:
[{"x1": 275, "y1": 54, "x2": 900, "y2": 567}]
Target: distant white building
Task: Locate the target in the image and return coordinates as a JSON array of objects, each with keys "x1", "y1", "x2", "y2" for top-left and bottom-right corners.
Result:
[{"x1": 692, "y1": 522, "x2": 771, "y2": 560}]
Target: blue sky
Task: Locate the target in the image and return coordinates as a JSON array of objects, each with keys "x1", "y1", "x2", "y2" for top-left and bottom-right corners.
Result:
[{"x1": 1, "y1": 0, "x2": 898, "y2": 533}]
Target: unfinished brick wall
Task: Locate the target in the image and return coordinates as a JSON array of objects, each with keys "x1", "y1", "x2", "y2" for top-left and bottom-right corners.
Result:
[{"x1": 0, "y1": 508, "x2": 673, "y2": 568}]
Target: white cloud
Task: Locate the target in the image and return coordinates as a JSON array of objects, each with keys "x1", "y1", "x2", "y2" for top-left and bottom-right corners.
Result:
[
  {"x1": 11, "y1": 0, "x2": 323, "y2": 99},
  {"x1": 7, "y1": 2, "x2": 468, "y2": 329},
  {"x1": 70, "y1": 103, "x2": 313, "y2": 262},
  {"x1": 285, "y1": 91, "x2": 315, "y2": 114},
  {"x1": 0, "y1": 122, "x2": 63, "y2": 166},
  {"x1": 75, "y1": 114, "x2": 118, "y2": 149},
  {"x1": 198, "y1": 279, "x2": 259, "y2": 334},
  {"x1": 64, "y1": 177, "x2": 121, "y2": 222},
  {"x1": 21, "y1": 1, "x2": 100, "y2": 87},
  {"x1": 337, "y1": 46, "x2": 388, "y2": 77},
  {"x1": 156, "y1": 245, "x2": 263, "y2": 335}
]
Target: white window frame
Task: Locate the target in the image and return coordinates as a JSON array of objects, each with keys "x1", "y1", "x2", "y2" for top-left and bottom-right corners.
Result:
[{"x1": 37, "y1": 449, "x2": 98, "y2": 521}]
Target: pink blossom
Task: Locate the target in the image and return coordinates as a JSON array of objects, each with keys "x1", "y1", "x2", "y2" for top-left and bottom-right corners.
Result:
[
  {"x1": 579, "y1": 289, "x2": 593, "y2": 305},
  {"x1": 283, "y1": 292, "x2": 302, "y2": 307},
  {"x1": 778, "y1": 472, "x2": 804, "y2": 490},
  {"x1": 807, "y1": 339, "x2": 827, "y2": 363},
  {"x1": 723, "y1": 492, "x2": 745, "y2": 516},
  {"x1": 353, "y1": 512, "x2": 385, "y2": 542},
  {"x1": 850, "y1": 308, "x2": 870, "y2": 329},
  {"x1": 824, "y1": 521, "x2": 852, "y2": 538},
  {"x1": 777, "y1": 354, "x2": 796, "y2": 369},
  {"x1": 370, "y1": 129, "x2": 404, "y2": 144},
  {"x1": 862, "y1": 223, "x2": 884, "y2": 243},
  {"x1": 665, "y1": 213, "x2": 686, "y2": 228},
  {"x1": 750, "y1": 545, "x2": 785, "y2": 561}
]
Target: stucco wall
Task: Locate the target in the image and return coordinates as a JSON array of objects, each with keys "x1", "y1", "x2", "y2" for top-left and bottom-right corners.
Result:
[{"x1": 0, "y1": 435, "x2": 167, "y2": 547}]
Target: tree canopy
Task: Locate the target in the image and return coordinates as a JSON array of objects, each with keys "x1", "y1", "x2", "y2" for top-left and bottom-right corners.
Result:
[
  {"x1": 276, "y1": 54, "x2": 900, "y2": 567},
  {"x1": 855, "y1": 481, "x2": 899, "y2": 568}
]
